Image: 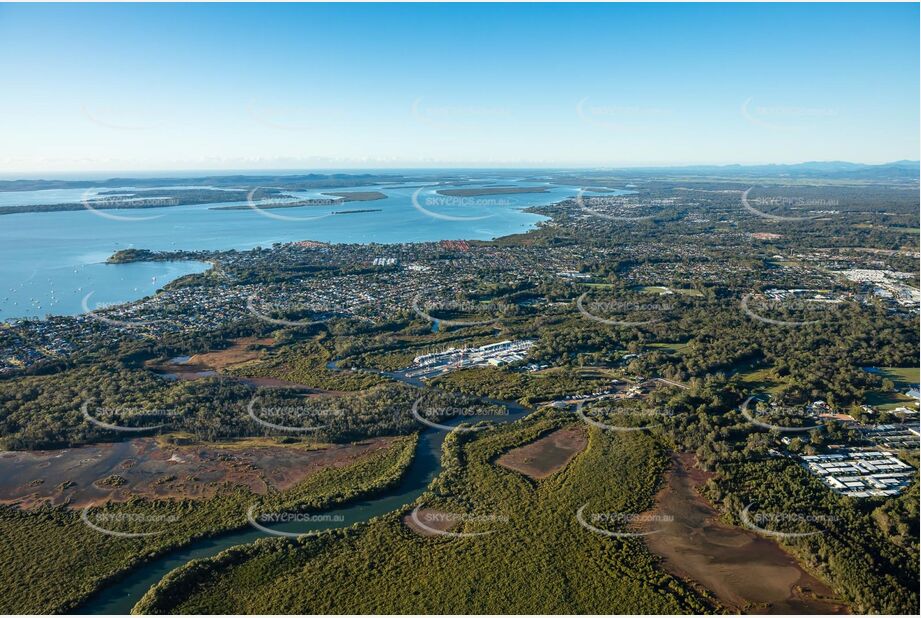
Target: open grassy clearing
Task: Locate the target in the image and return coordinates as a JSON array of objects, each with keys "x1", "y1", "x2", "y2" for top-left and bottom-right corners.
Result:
[
  {"x1": 633, "y1": 285, "x2": 704, "y2": 297},
  {"x1": 730, "y1": 361, "x2": 788, "y2": 395},
  {"x1": 647, "y1": 341, "x2": 692, "y2": 355},
  {"x1": 862, "y1": 367, "x2": 920, "y2": 410}
]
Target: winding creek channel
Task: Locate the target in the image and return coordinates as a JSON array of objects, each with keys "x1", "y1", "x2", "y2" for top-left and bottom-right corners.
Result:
[
  {"x1": 75, "y1": 365, "x2": 531, "y2": 614},
  {"x1": 69, "y1": 363, "x2": 847, "y2": 613}
]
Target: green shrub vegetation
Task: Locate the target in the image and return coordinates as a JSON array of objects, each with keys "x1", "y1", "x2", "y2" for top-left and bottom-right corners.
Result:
[
  {"x1": 0, "y1": 435, "x2": 415, "y2": 614},
  {"x1": 431, "y1": 366, "x2": 610, "y2": 405},
  {"x1": 703, "y1": 459, "x2": 918, "y2": 613},
  {"x1": 134, "y1": 414, "x2": 715, "y2": 614}
]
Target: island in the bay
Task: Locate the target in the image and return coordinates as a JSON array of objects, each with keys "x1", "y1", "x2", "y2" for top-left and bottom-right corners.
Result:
[{"x1": 0, "y1": 165, "x2": 918, "y2": 615}]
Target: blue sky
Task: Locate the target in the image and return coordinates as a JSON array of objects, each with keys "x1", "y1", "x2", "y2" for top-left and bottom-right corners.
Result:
[{"x1": 0, "y1": 2, "x2": 917, "y2": 172}]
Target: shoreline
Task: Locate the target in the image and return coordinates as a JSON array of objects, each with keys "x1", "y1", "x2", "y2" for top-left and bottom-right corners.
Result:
[
  {"x1": 2, "y1": 188, "x2": 563, "y2": 325},
  {"x1": 1, "y1": 258, "x2": 214, "y2": 324}
]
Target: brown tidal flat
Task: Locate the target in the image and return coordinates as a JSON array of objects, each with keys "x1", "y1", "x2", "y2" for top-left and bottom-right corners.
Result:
[
  {"x1": 0, "y1": 436, "x2": 398, "y2": 509},
  {"x1": 186, "y1": 337, "x2": 275, "y2": 369},
  {"x1": 147, "y1": 337, "x2": 275, "y2": 380},
  {"x1": 640, "y1": 453, "x2": 849, "y2": 614},
  {"x1": 496, "y1": 425, "x2": 587, "y2": 479}
]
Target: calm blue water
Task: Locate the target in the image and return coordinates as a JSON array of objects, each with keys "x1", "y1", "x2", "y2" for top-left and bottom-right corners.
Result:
[
  {"x1": 0, "y1": 260, "x2": 212, "y2": 321},
  {"x1": 0, "y1": 186, "x2": 226, "y2": 207},
  {"x1": 0, "y1": 180, "x2": 586, "y2": 320}
]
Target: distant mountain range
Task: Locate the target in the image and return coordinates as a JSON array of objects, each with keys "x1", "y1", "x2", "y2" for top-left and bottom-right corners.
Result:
[
  {"x1": 0, "y1": 162, "x2": 917, "y2": 191},
  {"x1": 606, "y1": 160, "x2": 919, "y2": 180}
]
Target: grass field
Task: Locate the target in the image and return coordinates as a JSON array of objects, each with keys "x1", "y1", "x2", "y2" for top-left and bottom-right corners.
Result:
[
  {"x1": 647, "y1": 342, "x2": 691, "y2": 355},
  {"x1": 874, "y1": 367, "x2": 921, "y2": 387},
  {"x1": 632, "y1": 285, "x2": 704, "y2": 297},
  {"x1": 731, "y1": 363, "x2": 787, "y2": 395},
  {"x1": 863, "y1": 367, "x2": 920, "y2": 410}
]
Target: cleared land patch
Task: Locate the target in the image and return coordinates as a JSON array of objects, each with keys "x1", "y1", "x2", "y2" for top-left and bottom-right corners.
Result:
[
  {"x1": 187, "y1": 337, "x2": 275, "y2": 370},
  {"x1": 632, "y1": 285, "x2": 704, "y2": 297},
  {"x1": 495, "y1": 425, "x2": 587, "y2": 479},
  {"x1": 147, "y1": 337, "x2": 275, "y2": 380},
  {"x1": 731, "y1": 361, "x2": 787, "y2": 395},
  {"x1": 647, "y1": 341, "x2": 691, "y2": 355}
]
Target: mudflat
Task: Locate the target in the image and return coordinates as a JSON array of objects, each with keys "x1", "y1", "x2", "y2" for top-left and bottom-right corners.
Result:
[
  {"x1": 640, "y1": 453, "x2": 849, "y2": 614},
  {"x1": 147, "y1": 337, "x2": 275, "y2": 380},
  {"x1": 186, "y1": 337, "x2": 275, "y2": 370},
  {"x1": 496, "y1": 425, "x2": 587, "y2": 479},
  {"x1": 0, "y1": 436, "x2": 398, "y2": 509}
]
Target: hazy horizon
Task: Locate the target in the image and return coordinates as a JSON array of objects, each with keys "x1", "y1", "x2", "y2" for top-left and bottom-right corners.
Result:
[{"x1": 1, "y1": 159, "x2": 918, "y2": 182}]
